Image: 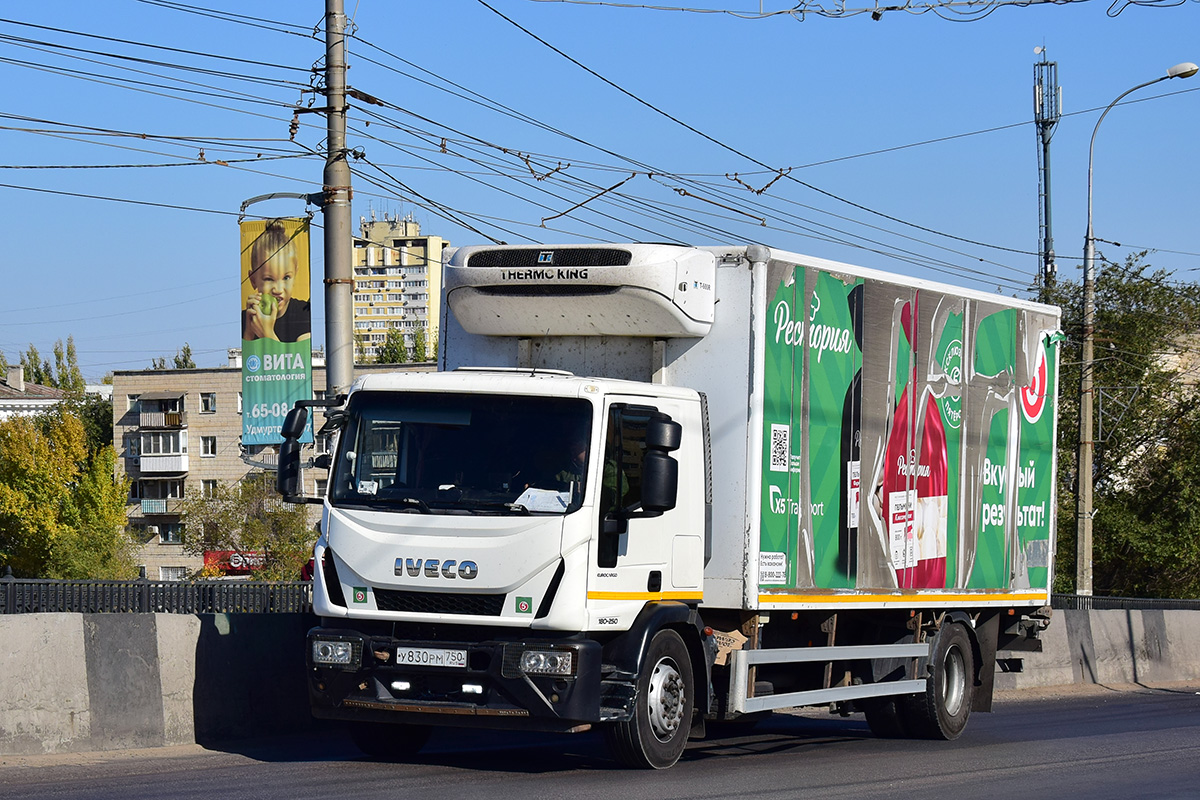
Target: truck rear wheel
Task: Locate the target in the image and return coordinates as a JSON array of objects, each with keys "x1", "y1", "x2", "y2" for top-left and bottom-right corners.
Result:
[
  {"x1": 605, "y1": 629, "x2": 694, "y2": 769},
  {"x1": 349, "y1": 721, "x2": 432, "y2": 760},
  {"x1": 901, "y1": 622, "x2": 974, "y2": 740}
]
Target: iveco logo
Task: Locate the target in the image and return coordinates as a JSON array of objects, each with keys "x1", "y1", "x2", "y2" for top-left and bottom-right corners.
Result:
[
  {"x1": 537, "y1": 250, "x2": 554, "y2": 264},
  {"x1": 394, "y1": 558, "x2": 478, "y2": 580}
]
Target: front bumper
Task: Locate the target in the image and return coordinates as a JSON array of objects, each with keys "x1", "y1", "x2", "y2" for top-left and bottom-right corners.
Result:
[{"x1": 307, "y1": 627, "x2": 605, "y2": 732}]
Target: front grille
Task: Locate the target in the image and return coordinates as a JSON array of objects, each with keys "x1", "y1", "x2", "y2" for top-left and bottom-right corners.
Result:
[
  {"x1": 374, "y1": 588, "x2": 506, "y2": 616},
  {"x1": 465, "y1": 248, "x2": 632, "y2": 269}
]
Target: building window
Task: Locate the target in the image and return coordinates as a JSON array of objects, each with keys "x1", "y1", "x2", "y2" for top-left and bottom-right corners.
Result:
[
  {"x1": 129, "y1": 480, "x2": 141, "y2": 501},
  {"x1": 238, "y1": 392, "x2": 243, "y2": 414},
  {"x1": 127, "y1": 394, "x2": 140, "y2": 411},
  {"x1": 160, "y1": 566, "x2": 188, "y2": 581},
  {"x1": 159, "y1": 522, "x2": 184, "y2": 544},
  {"x1": 315, "y1": 478, "x2": 328, "y2": 497},
  {"x1": 141, "y1": 430, "x2": 185, "y2": 455},
  {"x1": 202, "y1": 479, "x2": 218, "y2": 498},
  {"x1": 200, "y1": 392, "x2": 217, "y2": 413},
  {"x1": 201, "y1": 436, "x2": 217, "y2": 457}
]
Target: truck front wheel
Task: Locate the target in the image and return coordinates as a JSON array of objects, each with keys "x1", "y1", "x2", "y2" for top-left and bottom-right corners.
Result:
[
  {"x1": 349, "y1": 721, "x2": 432, "y2": 760},
  {"x1": 605, "y1": 629, "x2": 694, "y2": 769},
  {"x1": 902, "y1": 622, "x2": 974, "y2": 740}
]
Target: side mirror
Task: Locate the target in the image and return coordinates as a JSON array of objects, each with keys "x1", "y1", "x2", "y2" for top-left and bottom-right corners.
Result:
[
  {"x1": 277, "y1": 405, "x2": 309, "y2": 502},
  {"x1": 646, "y1": 417, "x2": 682, "y2": 451},
  {"x1": 277, "y1": 438, "x2": 302, "y2": 499},
  {"x1": 640, "y1": 450, "x2": 678, "y2": 513},
  {"x1": 638, "y1": 412, "x2": 681, "y2": 514},
  {"x1": 281, "y1": 405, "x2": 309, "y2": 440}
]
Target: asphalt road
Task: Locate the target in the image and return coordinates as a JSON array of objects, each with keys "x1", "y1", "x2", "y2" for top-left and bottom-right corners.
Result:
[{"x1": 4, "y1": 684, "x2": 1199, "y2": 800}]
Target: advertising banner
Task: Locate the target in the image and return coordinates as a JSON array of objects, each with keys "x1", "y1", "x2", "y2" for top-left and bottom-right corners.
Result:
[
  {"x1": 240, "y1": 218, "x2": 314, "y2": 444},
  {"x1": 806, "y1": 272, "x2": 861, "y2": 589},
  {"x1": 760, "y1": 268, "x2": 805, "y2": 588}
]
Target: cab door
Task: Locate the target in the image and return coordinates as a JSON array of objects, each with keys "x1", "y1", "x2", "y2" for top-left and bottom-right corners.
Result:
[{"x1": 586, "y1": 396, "x2": 703, "y2": 627}]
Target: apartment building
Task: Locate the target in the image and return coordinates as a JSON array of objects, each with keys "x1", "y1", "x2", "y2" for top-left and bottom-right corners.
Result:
[
  {"x1": 352, "y1": 213, "x2": 448, "y2": 362},
  {"x1": 113, "y1": 350, "x2": 431, "y2": 579}
]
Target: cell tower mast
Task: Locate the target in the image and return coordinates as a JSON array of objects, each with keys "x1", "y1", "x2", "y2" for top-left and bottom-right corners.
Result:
[{"x1": 1034, "y1": 48, "x2": 1062, "y2": 300}]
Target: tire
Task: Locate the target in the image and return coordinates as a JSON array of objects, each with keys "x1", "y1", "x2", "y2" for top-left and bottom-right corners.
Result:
[
  {"x1": 861, "y1": 696, "x2": 909, "y2": 738},
  {"x1": 349, "y1": 721, "x2": 432, "y2": 760},
  {"x1": 605, "y1": 629, "x2": 694, "y2": 769},
  {"x1": 901, "y1": 622, "x2": 974, "y2": 740}
]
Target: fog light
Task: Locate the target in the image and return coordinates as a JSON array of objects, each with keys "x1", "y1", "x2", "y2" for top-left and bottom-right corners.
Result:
[
  {"x1": 390, "y1": 680, "x2": 411, "y2": 692},
  {"x1": 312, "y1": 639, "x2": 353, "y2": 666},
  {"x1": 521, "y1": 649, "x2": 574, "y2": 676},
  {"x1": 462, "y1": 683, "x2": 484, "y2": 694}
]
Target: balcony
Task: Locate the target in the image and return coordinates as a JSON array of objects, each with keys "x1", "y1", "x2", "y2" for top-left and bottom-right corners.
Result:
[
  {"x1": 139, "y1": 410, "x2": 187, "y2": 428},
  {"x1": 140, "y1": 498, "x2": 183, "y2": 515},
  {"x1": 140, "y1": 454, "x2": 189, "y2": 473}
]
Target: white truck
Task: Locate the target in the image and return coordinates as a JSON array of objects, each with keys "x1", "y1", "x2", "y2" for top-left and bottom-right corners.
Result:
[{"x1": 278, "y1": 243, "x2": 1060, "y2": 769}]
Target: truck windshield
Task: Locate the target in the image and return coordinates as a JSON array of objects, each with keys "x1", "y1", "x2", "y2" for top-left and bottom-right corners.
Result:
[{"x1": 329, "y1": 391, "x2": 593, "y2": 515}]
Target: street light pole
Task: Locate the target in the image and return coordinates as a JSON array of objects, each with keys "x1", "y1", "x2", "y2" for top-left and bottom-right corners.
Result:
[{"x1": 1076, "y1": 61, "x2": 1198, "y2": 596}]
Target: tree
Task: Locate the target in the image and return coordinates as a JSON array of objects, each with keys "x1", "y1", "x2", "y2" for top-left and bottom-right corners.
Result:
[
  {"x1": 53, "y1": 337, "x2": 85, "y2": 394},
  {"x1": 70, "y1": 392, "x2": 115, "y2": 458},
  {"x1": 180, "y1": 475, "x2": 314, "y2": 581},
  {"x1": 150, "y1": 343, "x2": 196, "y2": 370},
  {"x1": 353, "y1": 330, "x2": 371, "y2": 365},
  {"x1": 1046, "y1": 252, "x2": 1200, "y2": 597},
  {"x1": 412, "y1": 326, "x2": 428, "y2": 362},
  {"x1": 374, "y1": 328, "x2": 410, "y2": 364},
  {"x1": 19, "y1": 344, "x2": 52, "y2": 386},
  {"x1": 0, "y1": 408, "x2": 135, "y2": 578}
]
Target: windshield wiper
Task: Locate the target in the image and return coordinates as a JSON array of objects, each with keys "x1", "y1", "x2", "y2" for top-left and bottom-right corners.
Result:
[
  {"x1": 391, "y1": 497, "x2": 431, "y2": 514},
  {"x1": 425, "y1": 498, "x2": 532, "y2": 515}
]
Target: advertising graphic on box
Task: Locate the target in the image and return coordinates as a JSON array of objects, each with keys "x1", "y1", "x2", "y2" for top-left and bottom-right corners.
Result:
[{"x1": 759, "y1": 265, "x2": 1057, "y2": 593}]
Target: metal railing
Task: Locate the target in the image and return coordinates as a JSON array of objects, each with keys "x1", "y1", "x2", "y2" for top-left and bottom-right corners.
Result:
[
  {"x1": 0, "y1": 571, "x2": 312, "y2": 615},
  {"x1": 1052, "y1": 593, "x2": 1200, "y2": 611}
]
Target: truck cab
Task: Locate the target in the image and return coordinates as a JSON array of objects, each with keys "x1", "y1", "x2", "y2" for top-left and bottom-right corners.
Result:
[{"x1": 295, "y1": 369, "x2": 709, "y2": 767}]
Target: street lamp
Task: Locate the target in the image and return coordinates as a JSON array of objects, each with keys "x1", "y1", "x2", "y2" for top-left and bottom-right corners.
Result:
[{"x1": 1076, "y1": 61, "x2": 1198, "y2": 596}]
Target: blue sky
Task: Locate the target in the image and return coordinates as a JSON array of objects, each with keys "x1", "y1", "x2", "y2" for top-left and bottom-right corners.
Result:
[{"x1": 1, "y1": 0, "x2": 1197, "y2": 381}]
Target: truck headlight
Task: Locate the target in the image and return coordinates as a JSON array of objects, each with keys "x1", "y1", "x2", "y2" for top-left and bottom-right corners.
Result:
[
  {"x1": 312, "y1": 639, "x2": 355, "y2": 666},
  {"x1": 521, "y1": 649, "x2": 574, "y2": 676}
]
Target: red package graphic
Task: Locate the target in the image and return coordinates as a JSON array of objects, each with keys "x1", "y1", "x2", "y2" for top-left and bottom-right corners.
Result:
[{"x1": 883, "y1": 301, "x2": 949, "y2": 588}]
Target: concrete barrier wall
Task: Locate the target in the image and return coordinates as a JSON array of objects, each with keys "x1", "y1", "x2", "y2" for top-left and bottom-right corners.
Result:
[
  {"x1": 3, "y1": 608, "x2": 1199, "y2": 755},
  {"x1": 996, "y1": 608, "x2": 1200, "y2": 690},
  {"x1": 0, "y1": 613, "x2": 318, "y2": 756}
]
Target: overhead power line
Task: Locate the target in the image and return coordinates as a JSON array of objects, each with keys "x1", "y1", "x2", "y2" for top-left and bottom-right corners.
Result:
[{"x1": 521, "y1": 0, "x2": 1189, "y2": 20}]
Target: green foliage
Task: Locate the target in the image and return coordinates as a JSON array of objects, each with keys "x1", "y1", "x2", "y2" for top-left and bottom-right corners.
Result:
[
  {"x1": 375, "y1": 328, "x2": 410, "y2": 364},
  {"x1": 150, "y1": 343, "x2": 196, "y2": 370},
  {"x1": 1047, "y1": 253, "x2": 1200, "y2": 597},
  {"x1": 11, "y1": 338, "x2": 84, "y2": 392},
  {"x1": 69, "y1": 393, "x2": 115, "y2": 458},
  {"x1": 53, "y1": 338, "x2": 85, "y2": 395},
  {"x1": 353, "y1": 330, "x2": 371, "y2": 365},
  {"x1": 180, "y1": 474, "x2": 314, "y2": 581},
  {"x1": 0, "y1": 408, "x2": 135, "y2": 578},
  {"x1": 412, "y1": 327, "x2": 428, "y2": 362},
  {"x1": 19, "y1": 344, "x2": 52, "y2": 386}
]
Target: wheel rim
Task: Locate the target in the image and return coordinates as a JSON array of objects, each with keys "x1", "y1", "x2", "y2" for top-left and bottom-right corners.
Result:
[
  {"x1": 647, "y1": 656, "x2": 686, "y2": 742},
  {"x1": 942, "y1": 644, "x2": 966, "y2": 716}
]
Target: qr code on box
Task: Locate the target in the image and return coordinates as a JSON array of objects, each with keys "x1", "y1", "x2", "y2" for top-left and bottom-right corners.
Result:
[{"x1": 769, "y1": 424, "x2": 789, "y2": 472}]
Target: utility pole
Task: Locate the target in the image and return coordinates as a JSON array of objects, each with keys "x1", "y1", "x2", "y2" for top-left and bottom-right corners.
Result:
[
  {"x1": 1033, "y1": 49, "x2": 1060, "y2": 301},
  {"x1": 323, "y1": 0, "x2": 354, "y2": 396}
]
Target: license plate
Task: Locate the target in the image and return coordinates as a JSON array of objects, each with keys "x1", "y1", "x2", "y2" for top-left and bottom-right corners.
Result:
[{"x1": 396, "y1": 646, "x2": 467, "y2": 669}]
